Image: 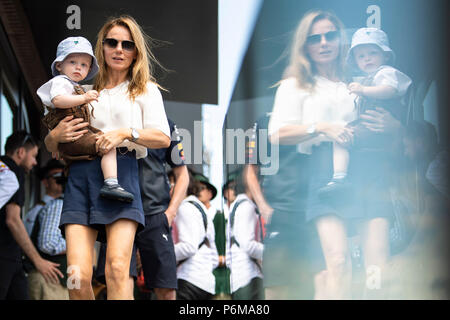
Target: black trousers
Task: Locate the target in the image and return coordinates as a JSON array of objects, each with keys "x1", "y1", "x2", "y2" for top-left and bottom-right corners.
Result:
[
  {"x1": 0, "y1": 259, "x2": 28, "y2": 300},
  {"x1": 176, "y1": 279, "x2": 213, "y2": 300},
  {"x1": 231, "y1": 277, "x2": 265, "y2": 300}
]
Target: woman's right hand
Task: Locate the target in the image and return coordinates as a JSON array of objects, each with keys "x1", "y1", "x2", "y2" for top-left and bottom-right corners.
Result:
[
  {"x1": 44, "y1": 115, "x2": 89, "y2": 154},
  {"x1": 317, "y1": 122, "x2": 354, "y2": 146},
  {"x1": 52, "y1": 115, "x2": 89, "y2": 143}
]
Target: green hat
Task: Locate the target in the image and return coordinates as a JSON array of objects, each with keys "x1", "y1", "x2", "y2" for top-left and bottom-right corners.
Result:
[{"x1": 193, "y1": 173, "x2": 217, "y2": 200}]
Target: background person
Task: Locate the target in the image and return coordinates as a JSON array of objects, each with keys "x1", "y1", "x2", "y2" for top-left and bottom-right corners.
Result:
[
  {"x1": 24, "y1": 159, "x2": 64, "y2": 235},
  {"x1": 0, "y1": 131, "x2": 63, "y2": 300},
  {"x1": 173, "y1": 172, "x2": 218, "y2": 300},
  {"x1": 224, "y1": 172, "x2": 264, "y2": 300},
  {"x1": 26, "y1": 191, "x2": 69, "y2": 300}
]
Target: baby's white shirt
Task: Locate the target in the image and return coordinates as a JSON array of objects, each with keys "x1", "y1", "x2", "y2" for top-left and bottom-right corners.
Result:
[
  {"x1": 369, "y1": 65, "x2": 412, "y2": 97},
  {"x1": 36, "y1": 75, "x2": 77, "y2": 111}
]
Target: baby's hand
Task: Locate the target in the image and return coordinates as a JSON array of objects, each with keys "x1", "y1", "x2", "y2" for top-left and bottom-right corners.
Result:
[
  {"x1": 84, "y1": 90, "x2": 99, "y2": 103},
  {"x1": 348, "y1": 82, "x2": 365, "y2": 96}
]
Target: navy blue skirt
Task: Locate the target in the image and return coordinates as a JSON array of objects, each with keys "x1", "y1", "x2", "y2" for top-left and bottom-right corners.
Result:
[
  {"x1": 305, "y1": 143, "x2": 394, "y2": 228},
  {"x1": 60, "y1": 149, "x2": 145, "y2": 243}
]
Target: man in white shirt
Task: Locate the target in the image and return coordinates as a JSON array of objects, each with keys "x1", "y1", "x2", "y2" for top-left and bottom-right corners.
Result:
[
  {"x1": 224, "y1": 174, "x2": 264, "y2": 300},
  {"x1": 24, "y1": 160, "x2": 64, "y2": 235},
  {"x1": 173, "y1": 172, "x2": 219, "y2": 300}
]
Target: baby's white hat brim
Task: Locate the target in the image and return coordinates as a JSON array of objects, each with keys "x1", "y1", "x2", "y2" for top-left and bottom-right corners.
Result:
[{"x1": 51, "y1": 36, "x2": 99, "y2": 81}]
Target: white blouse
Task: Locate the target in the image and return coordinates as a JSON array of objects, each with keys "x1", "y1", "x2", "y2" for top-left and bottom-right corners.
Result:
[
  {"x1": 268, "y1": 76, "x2": 357, "y2": 154},
  {"x1": 85, "y1": 81, "x2": 170, "y2": 159}
]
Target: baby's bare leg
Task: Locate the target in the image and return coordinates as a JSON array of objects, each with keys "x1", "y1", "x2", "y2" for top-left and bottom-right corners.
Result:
[
  {"x1": 101, "y1": 148, "x2": 117, "y2": 179},
  {"x1": 318, "y1": 143, "x2": 351, "y2": 196},
  {"x1": 333, "y1": 142, "x2": 349, "y2": 176},
  {"x1": 99, "y1": 149, "x2": 134, "y2": 203}
]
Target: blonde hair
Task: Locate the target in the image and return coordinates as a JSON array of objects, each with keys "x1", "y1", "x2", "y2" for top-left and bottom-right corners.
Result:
[
  {"x1": 283, "y1": 10, "x2": 348, "y2": 90},
  {"x1": 93, "y1": 15, "x2": 165, "y2": 100}
]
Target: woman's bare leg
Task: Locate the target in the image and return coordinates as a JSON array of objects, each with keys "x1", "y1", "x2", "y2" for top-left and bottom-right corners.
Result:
[
  {"x1": 65, "y1": 224, "x2": 98, "y2": 300},
  {"x1": 315, "y1": 215, "x2": 352, "y2": 299},
  {"x1": 359, "y1": 217, "x2": 390, "y2": 299},
  {"x1": 333, "y1": 142, "x2": 349, "y2": 176},
  {"x1": 104, "y1": 218, "x2": 138, "y2": 300}
]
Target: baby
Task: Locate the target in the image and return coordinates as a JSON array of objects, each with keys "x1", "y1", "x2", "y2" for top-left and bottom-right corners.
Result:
[
  {"x1": 318, "y1": 27, "x2": 412, "y2": 197},
  {"x1": 37, "y1": 36, "x2": 134, "y2": 203}
]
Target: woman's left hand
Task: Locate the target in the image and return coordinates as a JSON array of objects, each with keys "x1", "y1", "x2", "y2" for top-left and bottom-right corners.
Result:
[{"x1": 95, "y1": 129, "x2": 128, "y2": 155}]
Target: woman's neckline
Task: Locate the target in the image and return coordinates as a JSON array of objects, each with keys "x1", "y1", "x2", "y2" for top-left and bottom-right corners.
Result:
[
  {"x1": 315, "y1": 75, "x2": 342, "y2": 83},
  {"x1": 104, "y1": 80, "x2": 129, "y2": 92}
]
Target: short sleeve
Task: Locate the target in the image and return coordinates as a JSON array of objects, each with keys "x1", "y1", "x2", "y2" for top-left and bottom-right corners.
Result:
[
  {"x1": 373, "y1": 66, "x2": 412, "y2": 97},
  {"x1": 36, "y1": 76, "x2": 74, "y2": 108},
  {"x1": 0, "y1": 164, "x2": 19, "y2": 208},
  {"x1": 140, "y1": 82, "x2": 171, "y2": 138},
  {"x1": 268, "y1": 78, "x2": 309, "y2": 137}
]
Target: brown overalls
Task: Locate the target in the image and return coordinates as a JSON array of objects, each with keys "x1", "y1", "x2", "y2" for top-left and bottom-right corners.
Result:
[{"x1": 42, "y1": 85, "x2": 103, "y2": 161}]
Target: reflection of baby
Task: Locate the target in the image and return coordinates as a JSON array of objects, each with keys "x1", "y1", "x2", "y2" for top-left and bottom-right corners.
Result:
[
  {"x1": 37, "y1": 37, "x2": 134, "y2": 203},
  {"x1": 318, "y1": 28, "x2": 412, "y2": 197}
]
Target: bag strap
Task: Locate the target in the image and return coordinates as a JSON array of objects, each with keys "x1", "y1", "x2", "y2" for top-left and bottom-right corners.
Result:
[
  {"x1": 230, "y1": 199, "x2": 264, "y2": 246},
  {"x1": 177, "y1": 201, "x2": 211, "y2": 267},
  {"x1": 188, "y1": 201, "x2": 207, "y2": 231},
  {"x1": 187, "y1": 201, "x2": 209, "y2": 249},
  {"x1": 229, "y1": 199, "x2": 247, "y2": 247},
  {"x1": 229, "y1": 198, "x2": 263, "y2": 272}
]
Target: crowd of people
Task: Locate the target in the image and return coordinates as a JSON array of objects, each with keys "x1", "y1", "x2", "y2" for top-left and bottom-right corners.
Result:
[{"x1": 0, "y1": 11, "x2": 448, "y2": 300}]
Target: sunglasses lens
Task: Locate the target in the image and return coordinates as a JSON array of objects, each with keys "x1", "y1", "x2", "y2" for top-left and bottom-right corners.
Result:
[
  {"x1": 104, "y1": 38, "x2": 135, "y2": 51},
  {"x1": 325, "y1": 31, "x2": 339, "y2": 42},
  {"x1": 122, "y1": 41, "x2": 135, "y2": 51},
  {"x1": 306, "y1": 31, "x2": 339, "y2": 45},
  {"x1": 104, "y1": 38, "x2": 118, "y2": 48},
  {"x1": 306, "y1": 34, "x2": 321, "y2": 45}
]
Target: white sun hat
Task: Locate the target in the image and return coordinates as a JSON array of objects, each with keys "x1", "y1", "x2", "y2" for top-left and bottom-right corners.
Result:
[
  {"x1": 346, "y1": 28, "x2": 395, "y2": 66},
  {"x1": 50, "y1": 36, "x2": 99, "y2": 80}
]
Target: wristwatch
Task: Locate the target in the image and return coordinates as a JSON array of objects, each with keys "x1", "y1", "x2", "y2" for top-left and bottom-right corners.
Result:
[
  {"x1": 130, "y1": 128, "x2": 140, "y2": 142},
  {"x1": 306, "y1": 123, "x2": 316, "y2": 135}
]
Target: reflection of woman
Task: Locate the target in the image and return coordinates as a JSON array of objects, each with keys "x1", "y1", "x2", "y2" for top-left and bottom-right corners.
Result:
[
  {"x1": 45, "y1": 16, "x2": 170, "y2": 299},
  {"x1": 269, "y1": 11, "x2": 398, "y2": 299}
]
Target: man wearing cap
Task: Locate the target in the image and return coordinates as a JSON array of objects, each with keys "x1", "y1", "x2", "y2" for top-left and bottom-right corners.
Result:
[
  {"x1": 24, "y1": 160, "x2": 65, "y2": 235},
  {"x1": 193, "y1": 173, "x2": 219, "y2": 220}
]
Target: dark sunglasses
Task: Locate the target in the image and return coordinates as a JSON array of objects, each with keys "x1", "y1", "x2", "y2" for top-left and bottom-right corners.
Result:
[
  {"x1": 46, "y1": 172, "x2": 67, "y2": 185},
  {"x1": 20, "y1": 133, "x2": 33, "y2": 147},
  {"x1": 306, "y1": 30, "x2": 339, "y2": 46},
  {"x1": 102, "y1": 38, "x2": 136, "y2": 51}
]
